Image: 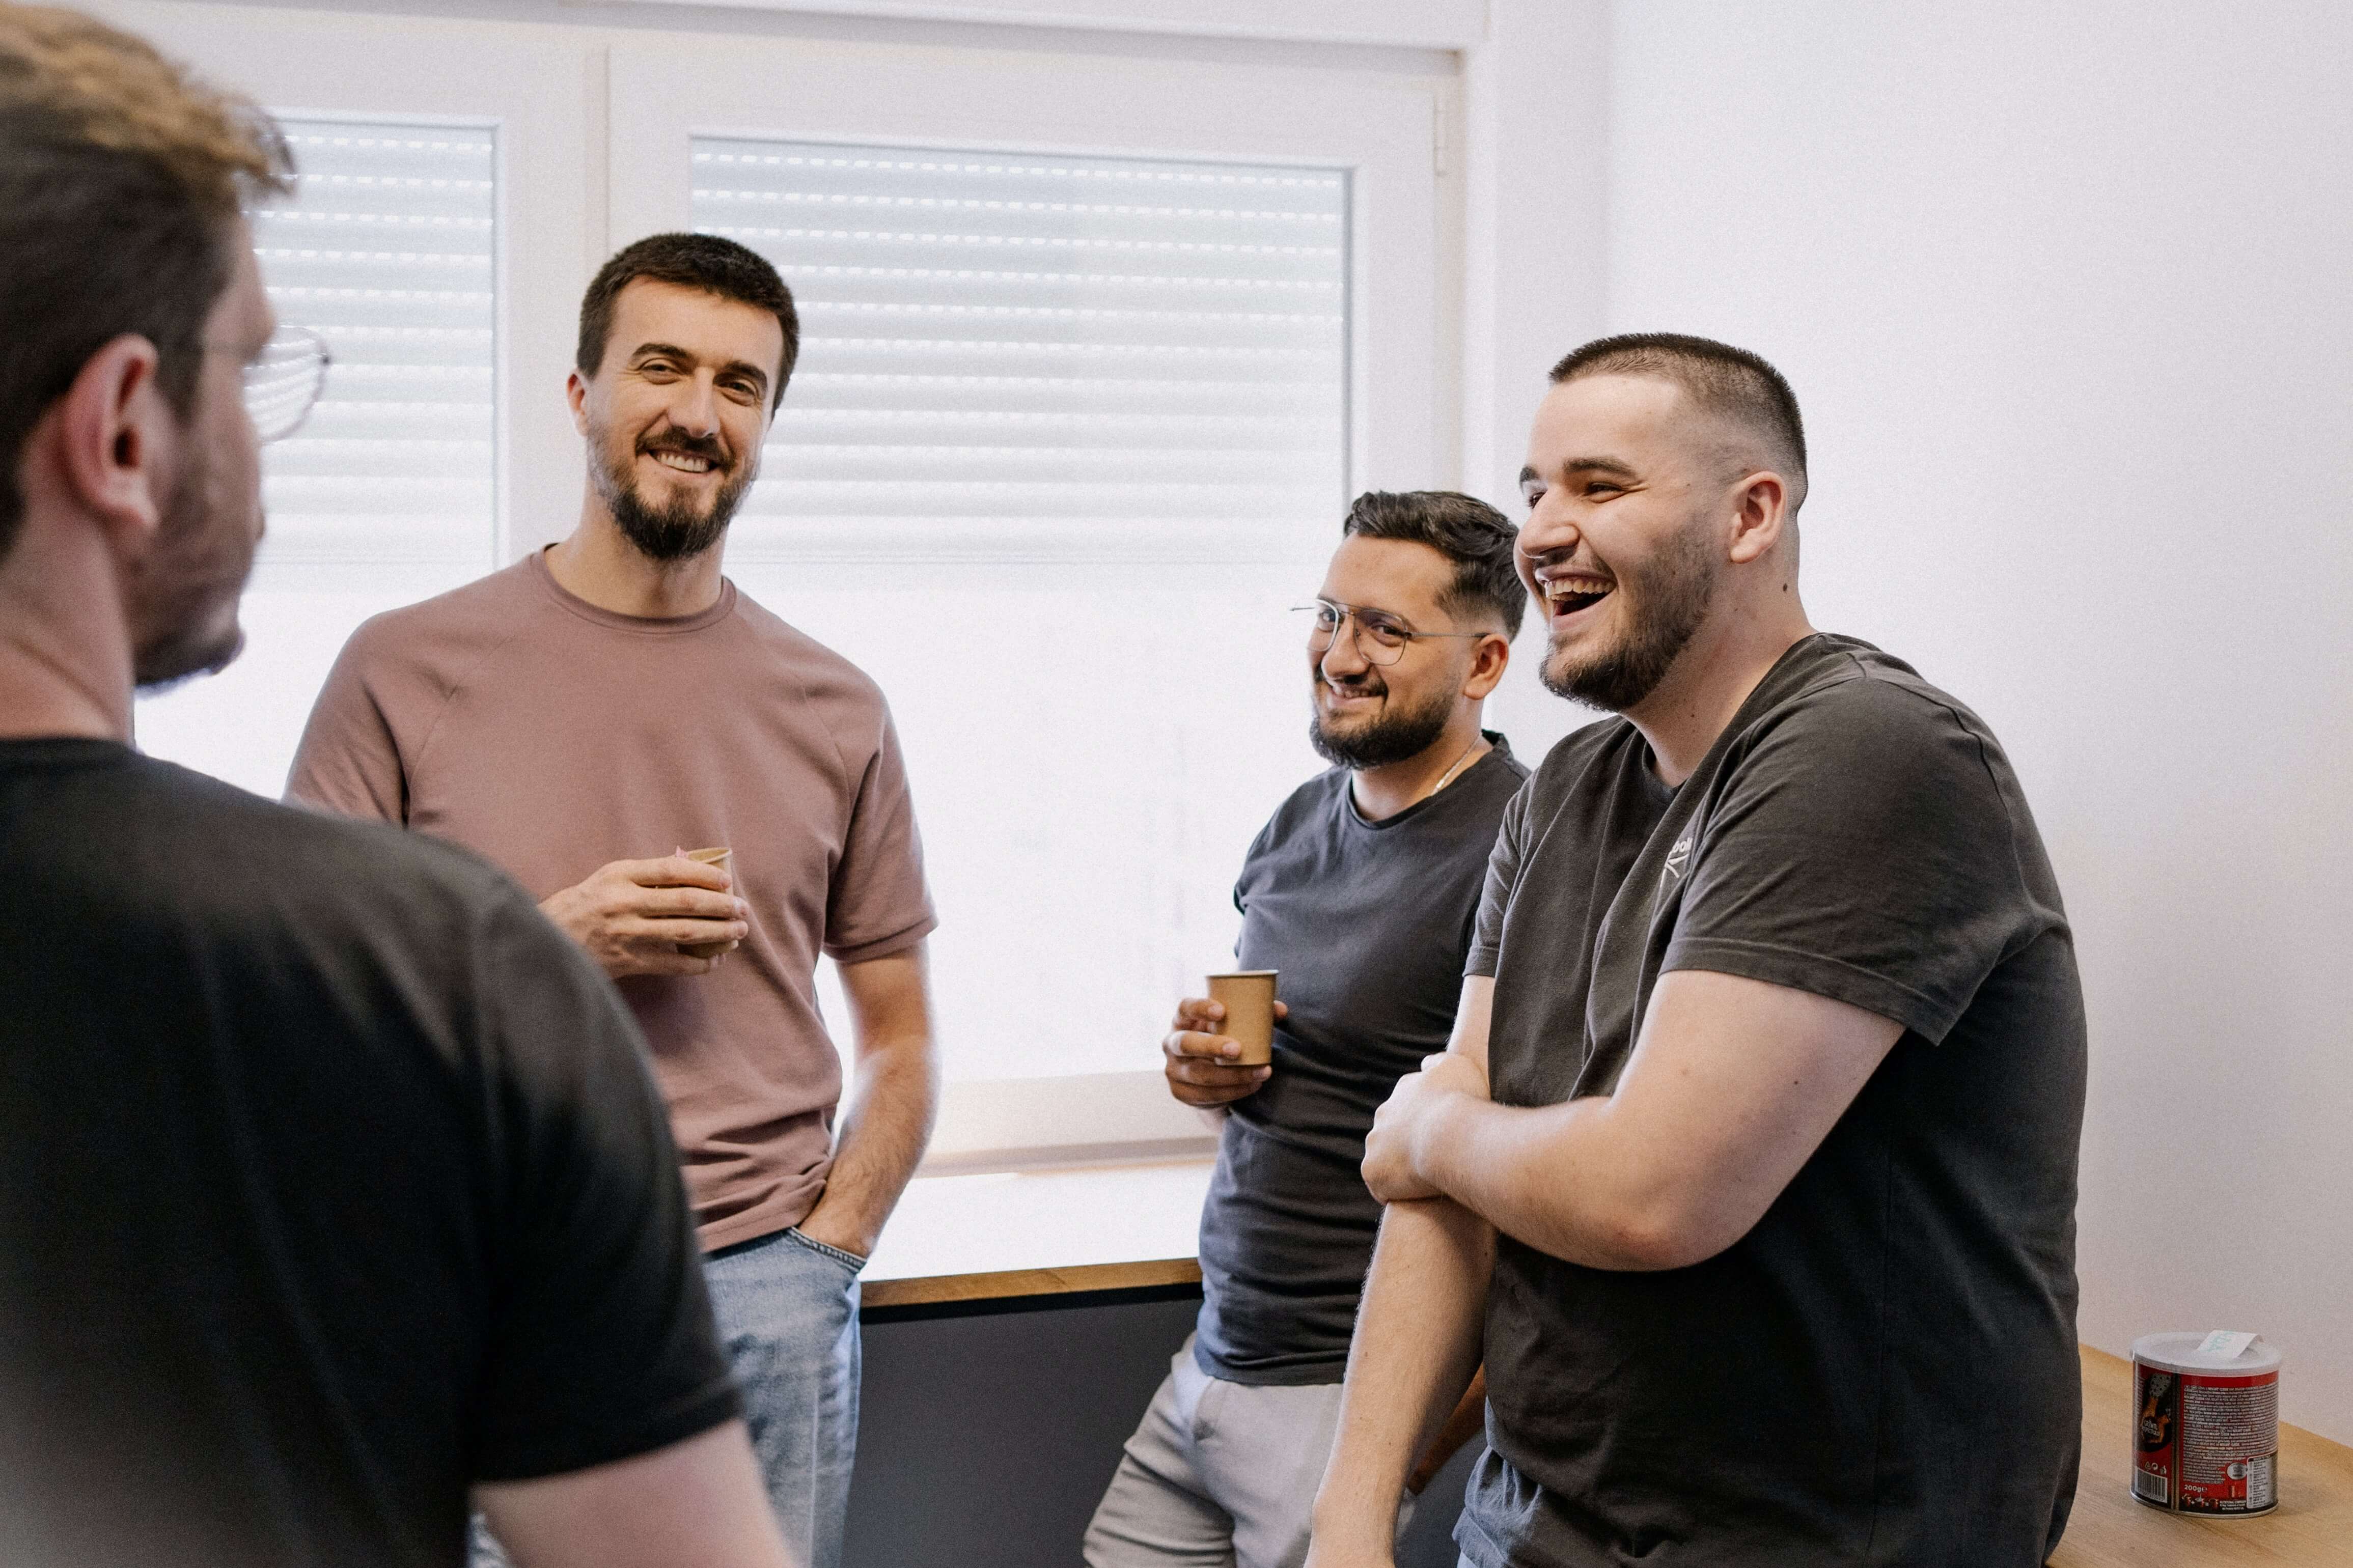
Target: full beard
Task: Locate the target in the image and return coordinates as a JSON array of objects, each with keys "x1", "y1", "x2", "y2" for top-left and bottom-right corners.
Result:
[
  {"x1": 1540, "y1": 516, "x2": 1719, "y2": 713},
  {"x1": 128, "y1": 437, "x2": 257, "y2": 691},
  {"x1": 594, "y1": 436, "x2": 754, "y2": 564},
  {"x1": 1308, "y1": 677, "x2": 1456, "y2": 770}
]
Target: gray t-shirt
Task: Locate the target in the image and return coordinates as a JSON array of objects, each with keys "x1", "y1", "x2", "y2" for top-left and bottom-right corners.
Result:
[
  {"x1": 1194, "y1": 737, "x2": 1527, "y2": 1386},
  {"x1": 1458, "y1": 636, "x2": 2085, "y2": 1568}
]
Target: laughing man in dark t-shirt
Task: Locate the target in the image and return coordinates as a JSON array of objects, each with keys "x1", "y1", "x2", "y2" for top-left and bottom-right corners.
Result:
[
  {"x1": 1310, "y1": 338, "x2": 2085, "y2": 1568},
  {"x1": 1084, "y1": 493, "x2": 1530, "y2": 1568}
]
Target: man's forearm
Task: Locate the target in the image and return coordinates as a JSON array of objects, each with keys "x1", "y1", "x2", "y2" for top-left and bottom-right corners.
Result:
[
  {"x1": 1310, "y1": 1197, "x2": 1491, "y2": 1560},
  {"x1": 1410, "y1": 1091, "x2": 1657, "y2": 1270},
  {"x1": 799, "y1": 1033, "x2": 936, "y2": 1257}
]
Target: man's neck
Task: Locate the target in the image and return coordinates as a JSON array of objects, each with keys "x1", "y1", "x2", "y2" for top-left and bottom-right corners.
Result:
[
  {"x1": 1626, "y1": 594, "x2": 1815, "y2": 787},
  {"x1": 0, "y1": 526, "x2": 134, "y2": 741},
  {"x1": 545, "y1": 504, "x2": 727, "y2": 620},
  {"x1": 1349, "y1": 709, "x2": 1490, "y2": 823}
]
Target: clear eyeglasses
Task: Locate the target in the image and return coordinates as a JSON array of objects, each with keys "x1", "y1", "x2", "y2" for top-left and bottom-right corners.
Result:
[
  {"x1": 240, "y1": 325, "x2": 332, "y2": 444},
  {"x1": 1292, "y1": 598, "x2": 1488, "y2": 667}
]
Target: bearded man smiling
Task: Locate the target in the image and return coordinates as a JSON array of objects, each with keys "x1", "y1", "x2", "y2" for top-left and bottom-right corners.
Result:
[{"x1": 292, "y1": 234, "x2": 941, "y2": 1568}]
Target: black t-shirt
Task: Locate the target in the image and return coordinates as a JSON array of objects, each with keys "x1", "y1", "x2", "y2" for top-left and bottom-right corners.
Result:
[
  {"x1": 1457, "y1": 637, "x2": 2086, "y2": 1568},
  {"x1": 1195, "y1": 737, "x2": 1527, "y2": 1385},
  {"x1": 0, "y1": 740, "x2": 740, "y2": 1568}
]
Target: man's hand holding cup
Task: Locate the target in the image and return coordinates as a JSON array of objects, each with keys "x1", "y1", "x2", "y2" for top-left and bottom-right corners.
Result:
[
  {"x1": 538, "y1": 853, "x2": 749, "y2": 979},
  {"x1": 1162, "y1": 992, "x2": 1285, "y2": 1107}
]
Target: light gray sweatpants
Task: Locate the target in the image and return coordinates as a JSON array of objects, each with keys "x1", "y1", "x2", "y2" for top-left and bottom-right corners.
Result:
[{"x1": 1084, "y1": 1336, "x2": 1411, "y2": 1568}]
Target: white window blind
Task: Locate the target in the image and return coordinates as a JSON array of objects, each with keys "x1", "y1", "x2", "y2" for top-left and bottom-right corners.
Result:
[
  {"x1": 250, "y1": 118, "x2": 496, "y2": 566},
  {"x1": 136, "y1": 117, "x2": 498, "y2": 797},
  {"x1": 690, "y1": 138, "x2": 1347, "y2": 560}
]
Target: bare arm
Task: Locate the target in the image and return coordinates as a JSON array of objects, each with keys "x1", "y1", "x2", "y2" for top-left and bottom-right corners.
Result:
[
  {"x1": 1362, "y1": 969, "x2": 1904, "y2": 1271},
  {"x1": 1306, "y1": 979, "x2": 1498, "y2": 1568},
  {"x1": 1405, "y1": 1365, "x2": 1487, "y2": 1496},
  {"x1": 476, "y1": 1420, "x2": 795, "y2": 1568},
  {"x1": 795, "y1": 941, "x2": 937, "y2": 1259}
]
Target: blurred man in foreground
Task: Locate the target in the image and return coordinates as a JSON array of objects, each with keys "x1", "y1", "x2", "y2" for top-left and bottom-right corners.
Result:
[{"x1": 0, "y1": 9, "x2": 793, "y2": 1565}]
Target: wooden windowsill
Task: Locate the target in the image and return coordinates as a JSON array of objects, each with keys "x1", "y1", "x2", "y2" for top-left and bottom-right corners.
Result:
[{"x1": 863, "y1": 1256, "x2": 1201, "y2": 1314}]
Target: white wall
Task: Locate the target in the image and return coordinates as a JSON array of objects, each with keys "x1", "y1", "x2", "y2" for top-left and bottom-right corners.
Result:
[{"x1": 1599, "y1": 0, "x2": 2353, "y2": 1440}]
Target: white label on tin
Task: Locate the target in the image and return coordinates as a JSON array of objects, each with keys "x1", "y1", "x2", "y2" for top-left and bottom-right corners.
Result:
[{"x1": 2198, "y1": 1330, "x2": 2259, "y2": 1360}]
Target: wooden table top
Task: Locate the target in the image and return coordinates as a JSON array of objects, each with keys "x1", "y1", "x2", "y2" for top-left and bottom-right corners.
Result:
[{"x1": 2052, "y1": 1346, "x2": 2352, "y2": 1566}]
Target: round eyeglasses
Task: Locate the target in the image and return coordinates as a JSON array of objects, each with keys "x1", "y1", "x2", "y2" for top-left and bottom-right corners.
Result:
[
  {"x1": 240, "y1": 326, "x2": 332, "y2": 444},
  {"x1": 1293, "y1": 599, "x2": 1489, "y2": 667}
]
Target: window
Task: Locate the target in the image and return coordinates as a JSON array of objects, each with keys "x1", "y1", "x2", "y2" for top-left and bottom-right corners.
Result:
[
  {"x1": 689, "y1": 138, "x2": 1348, "y2": 562},
  {"x1": 135, "y1": 116, "x2": 499, "y2": 797},
  {"x1": 607, "y1": 38, "x2": 1442, "y2": 1145}
]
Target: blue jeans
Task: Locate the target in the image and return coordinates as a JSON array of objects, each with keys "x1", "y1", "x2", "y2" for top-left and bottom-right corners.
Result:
[
  {"x1": 470, "y1": 1224, "x2": 863, "y2": 1568},
  {"x1": 705, "y1": 1225, "x2": 866, "y2": 1568}
]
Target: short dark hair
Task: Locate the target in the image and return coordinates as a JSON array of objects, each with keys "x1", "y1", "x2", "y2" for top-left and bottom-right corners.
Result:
[
  {"x1": 1550, "y1": 332, "x2": 1808, "y2": 509},
  {"x1": 576, "y1": 233, "x2": 800, "y2": 409},
  {"x1": 0, "y1": 5, "x2": 291, "y2": 564},
  {"x1": 1341, "y1": 489, "x2": 1525, "y2": 640}
]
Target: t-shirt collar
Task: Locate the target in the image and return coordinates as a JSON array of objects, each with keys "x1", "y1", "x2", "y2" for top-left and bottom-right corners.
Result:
[{"x1": 529, "y1": 545, "x2": 738, "y2": 635}]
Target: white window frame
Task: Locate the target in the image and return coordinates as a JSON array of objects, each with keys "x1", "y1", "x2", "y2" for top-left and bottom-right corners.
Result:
[
  {"x1": 96, "y1": 0, "x2": 601, "y2": 572},
  {"x1": 607, "y1": 35, "x2": 1444, "y2": 568},
  {"x1": 608, "y1": 34, "x2": 1448, "y2": 1170}
]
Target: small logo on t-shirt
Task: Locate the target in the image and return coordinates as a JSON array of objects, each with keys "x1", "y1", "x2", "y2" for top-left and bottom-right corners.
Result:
[{"x1": 1663, "y1": 833, "x2": 1694, "y2": 883}]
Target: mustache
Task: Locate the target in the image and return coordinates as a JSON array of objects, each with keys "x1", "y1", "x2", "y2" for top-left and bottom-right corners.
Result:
[{"x1": 637, "y1": 429, "x2": 732, "y2": 469}]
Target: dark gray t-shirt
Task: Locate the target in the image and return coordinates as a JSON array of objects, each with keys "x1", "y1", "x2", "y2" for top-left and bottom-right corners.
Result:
[
  {"x1": 1194, "y1": 737, "x2": 1527, "y2": 1386},
  {"x1": 1457, "y1": 636, "x2": 2085, "y2": 1568},
  {"x1": 0, "y1": 740, "x2": 738, "y2": 1568}
]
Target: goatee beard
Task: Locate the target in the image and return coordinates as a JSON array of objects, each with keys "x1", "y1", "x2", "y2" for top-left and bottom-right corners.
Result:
[
  {"x1": 594, "y1": 435, "x2": 753, "y2": 563},
  {"x1": 1309, "y1": 681, "x2": 1455, "y2": 770},
  {"x1": 1540, "y1": 519, "x2": 1718, "y2": 713}
]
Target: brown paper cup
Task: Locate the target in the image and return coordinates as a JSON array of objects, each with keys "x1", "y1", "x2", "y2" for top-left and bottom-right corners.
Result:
[
  {"x1": 678, "y1": 846, "x2": 736, "y2": 959},
  {"x1": 1207, "y1": 970, "x2": 1278, "y2": 1067}
]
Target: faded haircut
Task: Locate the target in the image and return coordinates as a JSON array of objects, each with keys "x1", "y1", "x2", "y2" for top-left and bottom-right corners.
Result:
[
  {"x1": 0, "y1": 4, "x2": 292, "y2": 563},
  {"x1": 577, "y1": 232, "x2": 800, "y2": 409},
  {"x1": 1341, "y1": 489, "x2": 1525, "y2": 640},
  {"x1": 1550, "y1": 332, "x2": 1809, "y2": 511}
]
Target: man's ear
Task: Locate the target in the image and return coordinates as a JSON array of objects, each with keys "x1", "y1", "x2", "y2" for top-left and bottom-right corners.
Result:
[
  {"x1": 40, "y1": 335, "x2": 175, "y2": 550},
  {"x1": 566, "y1": 368, "x2": 591, "y2": 437},
  {"x1": 1463, "y1": 630, "x2": 1512, "y2": 701},
  {"x1": 1726, "y1": 471, "x2": 1790, "y2": 566}
]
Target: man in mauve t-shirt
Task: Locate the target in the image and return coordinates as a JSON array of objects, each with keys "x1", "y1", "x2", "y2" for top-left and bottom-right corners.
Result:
[
  {"x1": 290, "y1": 234, "x2": 938, "y2": 1568},
  {"x1": 1309, "y1": 337, "x2": 2085, "y2": 1568},
  {"x1": 1, "y1": 17, "x2": 789, "y2": 1568}
]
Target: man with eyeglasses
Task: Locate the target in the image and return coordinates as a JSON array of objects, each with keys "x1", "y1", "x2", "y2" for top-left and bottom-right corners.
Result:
[
  {"x1": 1085, "y1": 491, "x2": 1528, "y2": 1568},
  {"x1": 0, "y1": 9, "x2": 794, "y2": 1568}
]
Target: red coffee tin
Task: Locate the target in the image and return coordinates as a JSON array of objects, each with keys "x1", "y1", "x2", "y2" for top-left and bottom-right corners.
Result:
[{"x1": 2131, "y1": 1331, "x2": 2281, "y2": 1516}]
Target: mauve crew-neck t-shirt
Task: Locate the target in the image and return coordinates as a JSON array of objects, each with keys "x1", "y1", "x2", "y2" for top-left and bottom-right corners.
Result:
[{"x1": 288, "y1": 551, "x2": 936, "y2": 1251}]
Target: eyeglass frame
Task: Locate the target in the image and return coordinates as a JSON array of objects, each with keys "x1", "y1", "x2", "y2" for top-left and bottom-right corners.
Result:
[
  {"x1": 1292, "y1": 597, "x2": 1494, "y2": 668},
  {"x1": 203, "y1": 325, "x2": 333, "y2": 445}
]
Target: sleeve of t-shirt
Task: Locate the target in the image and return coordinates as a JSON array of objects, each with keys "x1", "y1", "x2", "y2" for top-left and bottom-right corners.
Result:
[
  {"x1": 284, "y1": 619, "x2": 412, "y2": 824},
  {"x1": 1662, "y1": 679, "x2": 2033, "y2": 1045},
  {"x1": 1465, "y1": 783, "x2": 1531, "y2": 978},
  {"x1": 467, "y1": 890, "x2": 741, "y2": 1481},
  {"x1": 822, "y1": 706, "x2": 939, "y2": 964}
]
